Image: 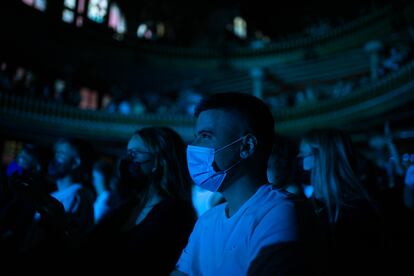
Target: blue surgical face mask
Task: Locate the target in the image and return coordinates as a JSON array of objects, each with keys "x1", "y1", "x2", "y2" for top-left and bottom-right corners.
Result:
[{"x1": 187, "y1": 135, "x2": 246, "y2": 192}]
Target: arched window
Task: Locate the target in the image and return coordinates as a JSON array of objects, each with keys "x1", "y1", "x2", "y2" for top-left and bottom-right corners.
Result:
[
  {"x1": 87, "y1": 0, "x2": 109, "y2": 23},
  {"x1": 233, "y1": 16, "x2": 247, "y2": 39},
  {"x1": 108, "y1": 3, "x2": 126, "y2": 34},
  {"x1": 62, "y1": 0, "x2": 86, "y2": 27}
]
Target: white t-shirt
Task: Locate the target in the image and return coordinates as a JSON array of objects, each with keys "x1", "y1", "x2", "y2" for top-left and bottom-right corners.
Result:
[{"x1": 176, "y1": 184, "x2": 298, "y2": 275}]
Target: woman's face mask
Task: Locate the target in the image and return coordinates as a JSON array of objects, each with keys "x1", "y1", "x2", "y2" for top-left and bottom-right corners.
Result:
[
  {"x1": 121, "y1": 135, "x2": 155, "y2": 192},
  {"x1": 187, "y1": 135, "x2": 247, "y2": 192},
  {"x1": 118, "y1": 156, "x2": 152, "y2": 193}
]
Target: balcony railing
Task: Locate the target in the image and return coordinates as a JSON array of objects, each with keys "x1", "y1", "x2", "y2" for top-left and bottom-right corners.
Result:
[{"x1": 1, "y1": 61, "x2": 414, "y2": 141}]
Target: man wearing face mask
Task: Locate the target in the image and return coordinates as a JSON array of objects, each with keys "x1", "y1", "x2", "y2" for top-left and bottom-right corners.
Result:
[{"x1": 173, "y1": 93, "x2": 313, "y2": 276}]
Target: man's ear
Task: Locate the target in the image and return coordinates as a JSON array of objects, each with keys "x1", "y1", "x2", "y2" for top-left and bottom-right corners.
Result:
[
  {"x1": 72, "y1": 157, "x2": 81, "y2": 170},
  {"x1": 240, "y1": 134, "x2": 258, "y2": 159}
]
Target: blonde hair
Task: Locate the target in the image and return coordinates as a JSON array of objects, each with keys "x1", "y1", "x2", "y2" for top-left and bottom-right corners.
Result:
[{"x1": 303, "y1": 129, "x2": 370, "y2": 223}]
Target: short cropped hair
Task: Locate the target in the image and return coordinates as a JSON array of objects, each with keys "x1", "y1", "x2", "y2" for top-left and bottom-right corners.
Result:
[
  {"x1": 54, "y1": 137, "x2": 93, "y2": 183},
  {"x1": 194, "y1": 92, "x2": 275, "y2": 155}
]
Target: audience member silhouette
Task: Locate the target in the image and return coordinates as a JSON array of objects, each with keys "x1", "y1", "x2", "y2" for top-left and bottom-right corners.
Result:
[
  {"x1": 299, "y1": 129, "x2": 385, "y2": 275},
  {"x1": 0, "y1": 144, "x2": 65, "y2": 261},
  {"x1": 173, "y1": 93, "x2": 314, "y2": 276},
  {"x1": 90, "y1": 127, "x2": 196, "y2": 275},
  {"x1": 48, "y1": 138, "x2": 94, "y2": 246}
]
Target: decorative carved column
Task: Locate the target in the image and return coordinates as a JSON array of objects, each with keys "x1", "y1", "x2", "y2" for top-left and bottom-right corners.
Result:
[{"x1": 364, "y1": 40, "x2": 383, "y2": 81}]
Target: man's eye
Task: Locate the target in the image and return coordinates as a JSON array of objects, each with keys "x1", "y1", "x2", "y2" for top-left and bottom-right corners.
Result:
[{"x1": 201, "y1": 133, "x2": 210, "y2": 139}]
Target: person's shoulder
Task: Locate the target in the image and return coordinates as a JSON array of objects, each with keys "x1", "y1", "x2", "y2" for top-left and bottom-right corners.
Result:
[
  {"x1": 247, "y1": 185, "x2": 302, "y2": 222},
  {"x1": 262, "y1": 184, "x2": 298, "y2": 205},
  {"x1": 268, "y1": 186, "x2": 316, "y2": 219}
]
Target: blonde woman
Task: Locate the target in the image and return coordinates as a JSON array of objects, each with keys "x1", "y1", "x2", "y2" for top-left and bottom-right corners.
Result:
[{"x1": 299, "y1": 128, "x2": 384, "y2": 275}]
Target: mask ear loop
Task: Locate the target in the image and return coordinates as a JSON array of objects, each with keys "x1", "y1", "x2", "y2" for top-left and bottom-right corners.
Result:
[
  {"x1": 215, "y1": 134, "x2": 249, "y2": 153},
  {"x1": 221, "y1": 136, "x2": 255, "y2": 173},
  {"x1": 213, "y1": 134, "x2": 255, "y2": 172},
  {"x1": 222, "y1": 159, "x2": 243, "y2": 173}
]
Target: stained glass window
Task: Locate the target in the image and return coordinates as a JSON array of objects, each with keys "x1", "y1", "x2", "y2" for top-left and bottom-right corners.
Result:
[
  {"x1": 87, "y1": 0, "x2": 108, "y2": 24},
  {"x1": 62, "y1": 0, "x2": 85, "y2": 27},
  {"x1": 108, "y1": 3, "x2": 126, "y2": 34},
  {"x1": 233, "y1": 16, "x2": 247, "y2": 39}
]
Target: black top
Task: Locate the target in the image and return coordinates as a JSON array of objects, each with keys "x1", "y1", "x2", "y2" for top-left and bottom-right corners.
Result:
[
  {"x1": 315, "y1": 199, "x2": 385, "y2": 275},
  {"x1": 86, "y1": 197, "x2": 197, "y2": 275}
]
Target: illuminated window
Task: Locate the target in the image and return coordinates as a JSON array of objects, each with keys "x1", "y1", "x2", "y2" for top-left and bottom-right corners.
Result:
[
  {"x1": 64, "y1": 0, "x2": 76, "y2": 9},
  {"x1": 108, "y1": 3, "x2": 127, "y2": 34},
  {"x1": 233, "y1": 16, "x2": 247, "y2": 39},
  {"x1": 137, "y1": 22, "x2": 165, "y2": 40},
  {"x1": 137, "y1": 23, "x2": 153, "y2": 40},
  {"x1": 87, "y1": 0, "x2": 108, "y2": 24},
  {"x1": 79, "y1": 87, "x2": 98, "y2": 110},
  {"x1": 62, "y1": 0, "x2": 85, "y2": 26},
  {"x1": 22, "y1": 0, "x2": 34, "y2": 5},
  {"x1": 22, "y1": 0, "x2": 47, "y2": 12},
  {"x1": 137, "y1": 24, "x2": 148, "y2": 38},
  {"x1": 62, "y1": 9, "x2": 75, "y2": 23}
]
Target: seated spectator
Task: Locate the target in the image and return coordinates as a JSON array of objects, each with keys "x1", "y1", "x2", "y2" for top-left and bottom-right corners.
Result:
[
  {"x1": 89, "y1": 127, "x2": 196, "y2": 274},
  {"x1": 299, "y1": 128, "x2": 385, "y2": 275},
  {"x1": 1, "y1": 144, "x2": 65, "y2": 257},
  {"x1": 173, "y1": 92, "x2": 319, "y2": 276},
  {"x1": 48, "y1": 138, "x2": 95, "y2": 245}
]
